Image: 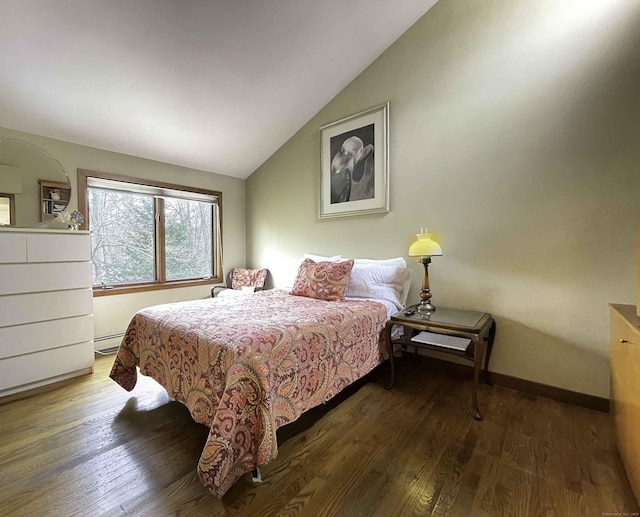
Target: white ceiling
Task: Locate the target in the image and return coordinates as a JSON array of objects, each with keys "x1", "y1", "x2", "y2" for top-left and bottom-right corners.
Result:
[{"x1": 0, "y1": 1, "x2": 438, "y2": 179}]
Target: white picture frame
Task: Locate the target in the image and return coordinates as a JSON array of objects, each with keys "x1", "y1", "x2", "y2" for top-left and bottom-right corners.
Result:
[{"x1": 319, "y1": 102, "x2": 389, "y2": 219}]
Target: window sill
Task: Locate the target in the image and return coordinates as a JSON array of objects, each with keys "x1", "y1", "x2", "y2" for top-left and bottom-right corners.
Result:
[{"x1": 93, "y1": 277, "x2": 222, "y2": 297}]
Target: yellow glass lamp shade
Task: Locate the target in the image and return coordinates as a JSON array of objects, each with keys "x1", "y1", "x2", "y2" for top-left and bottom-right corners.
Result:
[
  {"x1": 408, "y1": 228, "x2": 442, "y2": 257},
  {"x1": 408, "y1": 228, "x2": 442, "y2": 315}
]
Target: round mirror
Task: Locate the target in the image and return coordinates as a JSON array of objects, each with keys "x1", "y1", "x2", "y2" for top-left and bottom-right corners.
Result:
[{"x1": 0, "y1": 138, "x2": 71, "y2": 228}]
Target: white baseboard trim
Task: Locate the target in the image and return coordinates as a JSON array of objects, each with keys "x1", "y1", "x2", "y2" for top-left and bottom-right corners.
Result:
[{"x1": 94, "y1": 333, "x2": 124, "y2": 352}]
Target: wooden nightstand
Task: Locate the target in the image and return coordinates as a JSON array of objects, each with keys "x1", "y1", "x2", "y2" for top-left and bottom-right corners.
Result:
[{"x1": 384, "y1": 305, "x2": 496, "y2": 420}]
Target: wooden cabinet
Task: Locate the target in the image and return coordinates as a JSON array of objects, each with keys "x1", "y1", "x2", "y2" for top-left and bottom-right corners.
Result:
[
  {"x1": 38, "y1": 179, "x2": 71, "y2": 222},
  {"x1": 0, "y1": 229, "x2": 94, "y2": 397},
  {"x1": 637, "y1": 227, "x2": 640, "y2": 317},
  {"x1": 610, "y1": 303, "x2": 640, "y2": 504}
]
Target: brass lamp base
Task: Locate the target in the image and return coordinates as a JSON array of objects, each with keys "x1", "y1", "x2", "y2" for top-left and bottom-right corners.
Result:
[
  {"x1": 416, "y1": 297, "x2": 436, "y2": 315},
  {"x1": 417, "y1": 256, "x2": 436, "y2": 315}
]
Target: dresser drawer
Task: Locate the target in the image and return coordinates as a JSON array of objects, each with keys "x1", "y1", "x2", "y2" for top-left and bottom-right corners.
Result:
[
  {"x1": 0, "y1": 315, "x2": 94, "y2": 359},
  {"x1": 0, "y1": 262, "x2": 92, "y2": 295},
  {"x1": 26, "y1": 233, "x2": 92, "y2": 263},
  {"x1": 0, "y1": 342, "x2": 94, "y2": 393},
  {"x1": 0, "y1": 233, "x2": 27, "y2": 263},
  {"x1": 0, "y1": 289, "x2": 93, "y2": 328}
]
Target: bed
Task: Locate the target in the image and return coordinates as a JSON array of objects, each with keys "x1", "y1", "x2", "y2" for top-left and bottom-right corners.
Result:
[
  {"x1": 110, "y1": 288, "x2": 390, "y2": 497},
  {"x1": 109, "y1": 256, "x2": 412, "y2": 497}
]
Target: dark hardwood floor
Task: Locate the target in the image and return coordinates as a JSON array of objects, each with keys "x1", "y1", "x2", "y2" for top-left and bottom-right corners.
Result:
[{"x1": 0, "y1": 354, "x2": 637, "y2": 516}]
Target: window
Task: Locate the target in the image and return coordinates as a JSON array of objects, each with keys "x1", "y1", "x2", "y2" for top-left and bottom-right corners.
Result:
[
  {"x1": 78, "y1": 169, "x2": 222, "y2": 295},
  {"x1": 0, "y1": 194, "x2": 15, "y2": 225}
]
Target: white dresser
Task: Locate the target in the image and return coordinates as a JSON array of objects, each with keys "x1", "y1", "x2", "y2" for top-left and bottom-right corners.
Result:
[{"x1": 0, "y1": 229, "x2": 94, "y2": 397}]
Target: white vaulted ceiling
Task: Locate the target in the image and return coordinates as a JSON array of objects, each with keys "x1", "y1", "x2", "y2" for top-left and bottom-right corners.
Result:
[{"x1": 0, "y1": 0, "x2": 438, "y2": 178}]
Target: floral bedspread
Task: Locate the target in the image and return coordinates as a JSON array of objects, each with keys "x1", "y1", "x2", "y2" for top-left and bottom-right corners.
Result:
[{"x1": 109, "y1": 289, "x2": 388, "y2": 498}]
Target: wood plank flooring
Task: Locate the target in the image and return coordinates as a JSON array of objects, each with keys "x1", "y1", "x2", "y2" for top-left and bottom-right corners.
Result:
[{"x1": 0, "y1": 354, "x2": 637, "y2": 516}]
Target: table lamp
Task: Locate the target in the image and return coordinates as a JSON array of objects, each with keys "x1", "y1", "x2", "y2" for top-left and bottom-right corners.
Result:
[{"x1": 408, "y1": 227, "x2": 442, "y2": 315}]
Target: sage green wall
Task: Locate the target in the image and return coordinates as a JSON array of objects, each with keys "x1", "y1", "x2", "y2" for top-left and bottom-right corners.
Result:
[
  {"x1": 246, "y1": 0, "x2": 640, "y2": 397},
  {"x1": 0, "y1": 127, "x2": 246, "y2": 348}
]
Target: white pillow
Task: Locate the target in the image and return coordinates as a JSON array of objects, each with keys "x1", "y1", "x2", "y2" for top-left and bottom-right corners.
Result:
[
  {"x1": 346, "y1": 262, "x2": 412, "y2": 310},
  {"x1": 353, "y1": 257, "x2": 406, "y2": 268},
  {"x1": 348, "y1": 258, "x2": 412, "y2": 306},
  {"x1": 216, "y1": 288, "x2": 253, "y2": 298},
  {"x1": 303, "y1": 253, "x2": 342, "y2": 262}
]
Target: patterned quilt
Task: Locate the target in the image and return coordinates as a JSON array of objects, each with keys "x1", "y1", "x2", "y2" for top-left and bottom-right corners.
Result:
[{"x1": 109, "y1": 289, "x2": 388, "y2": 497}]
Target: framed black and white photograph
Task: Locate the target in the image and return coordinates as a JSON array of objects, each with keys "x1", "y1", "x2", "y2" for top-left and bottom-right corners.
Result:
[{"x1": 319, "y1": 102, "x2": 389, "y2": 219}]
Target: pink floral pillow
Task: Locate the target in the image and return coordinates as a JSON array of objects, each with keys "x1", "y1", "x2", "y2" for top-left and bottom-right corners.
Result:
[
  {"x1": 231, "y1": 268, "x2": 268, "y2": 290},
  {"x1": 290, "y1": 259, "x2": 354, "y2": 302}
]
